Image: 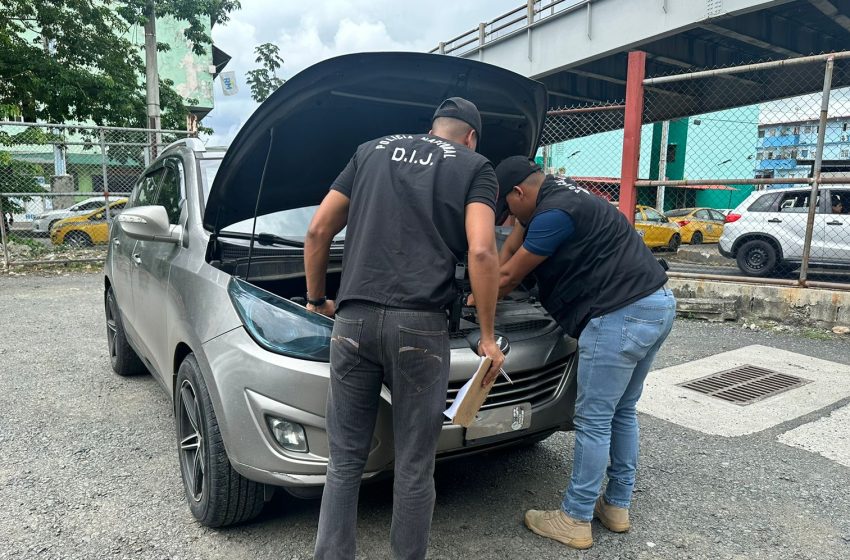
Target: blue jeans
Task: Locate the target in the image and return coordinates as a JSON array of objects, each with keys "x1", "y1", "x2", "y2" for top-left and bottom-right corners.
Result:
[{"x1": 562, "y1": 287, "x2": 676, "y2": 521}]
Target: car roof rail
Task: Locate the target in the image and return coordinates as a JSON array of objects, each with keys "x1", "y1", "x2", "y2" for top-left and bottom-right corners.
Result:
[{"x1": 162, "y1": 137, "x2": 206, "y2": 153}]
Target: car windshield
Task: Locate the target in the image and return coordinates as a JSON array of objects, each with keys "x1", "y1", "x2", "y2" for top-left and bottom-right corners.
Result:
[{"x1": 199, "y1": 157, "x2": 345, "y2": 241}]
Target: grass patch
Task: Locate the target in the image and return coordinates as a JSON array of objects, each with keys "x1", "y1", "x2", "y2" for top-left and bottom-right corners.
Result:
[{"x1": 800, "y1": 328, "x2": 832, "y2": 341}]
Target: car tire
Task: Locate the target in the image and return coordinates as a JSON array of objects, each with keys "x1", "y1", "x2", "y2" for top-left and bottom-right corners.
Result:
[
  {"x1": 667, "y1": 233, "x2": 681, "y2": 253},
  {"x1": 105, "y1": 288, "x2": 146, "y2": 376},
  {"x1": 691, "y1": 231, "x2": 703, "y2": 245},
  {"x1": 65, "y1": 231, "x2": 93, "y2": 247},
  {"x1": 736, "y1": 239, "x2": 777, "y2": 277},
  {"x1": 176, "y1": 354, "x2": 266, "y2": 527}
]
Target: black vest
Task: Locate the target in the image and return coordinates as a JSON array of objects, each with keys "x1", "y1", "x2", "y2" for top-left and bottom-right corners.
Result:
[
  {"x1": 527, "y1": 176, "x2": 668, "y2": 337},
  {"x1": 337, "y1": 134, "x2": 494, "y2": 309}
]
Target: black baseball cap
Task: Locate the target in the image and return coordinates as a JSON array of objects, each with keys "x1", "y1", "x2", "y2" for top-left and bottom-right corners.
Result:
[
  {"x1": 432, "y1": 97, "x2": 482, "y2": 141},
  {"x1": 494, "y1": 156, "x2": 543, "y2": 223}
]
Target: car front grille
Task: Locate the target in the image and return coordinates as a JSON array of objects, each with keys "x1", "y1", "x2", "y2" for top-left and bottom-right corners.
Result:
[{"x1": 445, "y1": 357, "x2": 571, "y2": 414}]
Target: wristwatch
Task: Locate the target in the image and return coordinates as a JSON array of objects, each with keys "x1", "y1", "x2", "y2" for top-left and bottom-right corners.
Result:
[{"x1": 306, "y1": 295, "x2": 327, "y2": 307}]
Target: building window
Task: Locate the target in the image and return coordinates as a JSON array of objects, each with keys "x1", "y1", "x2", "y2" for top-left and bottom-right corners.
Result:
[
  {"x1": 800, "y1": 149, "x2": 809, "y2": 158},
  {"x1": 789, "y1": 150, "x2": 798, "y2": 160},
  {"x1": 844, "y1": 123, "x2": 848, "y2": 132},
  {"x1": 793, "y1": 126, "x2": 800, "y2": 134},
  {"x1": 804, "y1": 125, "x2": 813, "y2": 134},
  {"x1": 756, "y1": 152, "x2": 763, "y2": 160},
  {"x1": 841, "y1": 149, "x2": 850, "y2": 159},
  {"x1": 766, "y1": 151, "x2": 775, "y2": 160},
  {"x1": 758, "y1": 129, "x2": 765, "y2": 138},
  {"x1": 768, "y1": 128, "x2": 777, "y2": 137}
]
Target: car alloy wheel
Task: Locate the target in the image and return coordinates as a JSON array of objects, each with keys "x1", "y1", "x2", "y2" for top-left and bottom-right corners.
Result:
[
  {"x1": 175, "y1": 354, "x2": 266, "y2": 526},
  {"x1": 667, "y1": 233, "x2": 681, "y2": 252},
  {"x1": 106, "y1": 294, "x2": 119, "y2": 367},
  {"x1": 104, "y1": 288, "x2": 145, "y2": 376},
  {"x1": 691, "y1": 231, "x2": 703, "y2": 245},
  {"x1": 177, "y1": 379, "x2": 206, "y2": 503},
  {"x1": 65, "y1": 231, "x2": 93, "y2": 247}
]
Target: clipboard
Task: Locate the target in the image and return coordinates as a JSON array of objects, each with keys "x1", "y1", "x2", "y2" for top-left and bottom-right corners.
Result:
[{"x1": 443, "y1": 356, "x2": 495, "y2": 428}]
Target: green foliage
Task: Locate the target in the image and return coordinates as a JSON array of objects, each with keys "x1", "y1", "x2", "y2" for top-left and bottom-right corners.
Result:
[
  {"x1": 0, "y1": 0, "x2": 240, "y2": 128},
  {"x1": 246, "y1": 42, "x2": 285, "y2": 103},
  {"x1": 0, "y1": 128, "x2": 51, "y2": 214},
  {"x1": 117, "y1": 0, "x2": 241, "y2": 56}
]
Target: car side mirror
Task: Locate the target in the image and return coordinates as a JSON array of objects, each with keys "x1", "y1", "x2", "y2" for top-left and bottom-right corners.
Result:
[{"x1": 117, "y1": 205, "x2": 181, "y2": 244}]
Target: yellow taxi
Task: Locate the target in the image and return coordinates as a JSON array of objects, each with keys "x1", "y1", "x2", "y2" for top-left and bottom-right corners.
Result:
[
  {"x1": 50, "y1": 198, "x2": 128, "y2": 247},
  {"x1": 634, "y1": 205, "x2": 682, "y2": 251},
  {"x1": 663, "y1": 207, "x2": 726, "y2": 244}
]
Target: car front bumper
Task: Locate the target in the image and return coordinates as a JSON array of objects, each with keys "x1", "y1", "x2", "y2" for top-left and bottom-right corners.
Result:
[{"x1": 201, "y1": 326, "x2": 576, "y2": 489}]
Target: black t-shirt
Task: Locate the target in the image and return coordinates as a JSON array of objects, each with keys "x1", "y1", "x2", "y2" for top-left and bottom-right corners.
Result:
[{"x1": 331, "y1": 133, "x2": 497, "y2": 309}]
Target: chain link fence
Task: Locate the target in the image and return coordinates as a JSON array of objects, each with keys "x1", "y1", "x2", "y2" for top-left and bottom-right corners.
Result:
[
  {"x1": 540, "y1": 51, "x2": 850, "y2": 289},
  {"x1": 0, "y1": 122, "x2": 196, "y2": 268}
]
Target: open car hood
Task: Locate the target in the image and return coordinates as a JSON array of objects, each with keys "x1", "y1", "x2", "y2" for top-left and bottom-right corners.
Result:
[{"x1": 203, "y1": 52, "x2": 548, "y2": 232}]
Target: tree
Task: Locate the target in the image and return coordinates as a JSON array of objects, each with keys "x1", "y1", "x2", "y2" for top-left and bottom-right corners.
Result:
[
  {"x1": 246, "y1": 43, "x2": 285, "y2": 103},
  {"x1": 0, "y1": 0, "x2": 240, "y2": 128}
]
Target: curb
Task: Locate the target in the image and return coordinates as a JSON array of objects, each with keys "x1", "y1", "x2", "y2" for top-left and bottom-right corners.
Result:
[{"x1": 668, "y1": 277, "x2": 850, "y2": 328}]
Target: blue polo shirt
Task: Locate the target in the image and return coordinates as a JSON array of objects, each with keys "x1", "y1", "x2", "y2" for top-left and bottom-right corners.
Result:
[{"x1": 522, "y1": 209, "x2": 575, "y2": 256}]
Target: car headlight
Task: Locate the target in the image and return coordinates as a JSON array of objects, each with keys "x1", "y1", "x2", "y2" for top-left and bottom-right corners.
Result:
[{"x1": 227, "y1": 277, "x2": 332, "y2": 361}]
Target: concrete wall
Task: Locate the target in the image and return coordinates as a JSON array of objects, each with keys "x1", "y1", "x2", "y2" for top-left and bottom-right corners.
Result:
[{"x1": 668, "y1": 277, "x2": 850, "y2": 328}]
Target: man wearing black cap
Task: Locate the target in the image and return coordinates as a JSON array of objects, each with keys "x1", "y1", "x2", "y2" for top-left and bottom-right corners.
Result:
[
  {"x1": 305, "y1": 97, "x2": 505, "y2": 560},
  {"x1": 488, "y1": 156, "x2": 676, "y2": 550}
]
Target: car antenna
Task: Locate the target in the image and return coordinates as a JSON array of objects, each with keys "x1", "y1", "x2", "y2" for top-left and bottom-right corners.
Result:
[{"x1": 245, "y1": 128, "x2": 275, "y2": 282}]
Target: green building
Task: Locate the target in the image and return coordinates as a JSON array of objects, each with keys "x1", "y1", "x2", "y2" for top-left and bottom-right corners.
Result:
[{"x1": 541, "y1": 105, "x2": 760, "y2": 211}]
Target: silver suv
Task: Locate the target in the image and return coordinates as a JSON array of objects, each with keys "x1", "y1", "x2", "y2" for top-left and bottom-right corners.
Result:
[
  {"x1": 103, "y1": 53, "x2": 578, "y2": 527},
  {"x1": 719, "y1": 186, "x2": 850, "y2": 276}
]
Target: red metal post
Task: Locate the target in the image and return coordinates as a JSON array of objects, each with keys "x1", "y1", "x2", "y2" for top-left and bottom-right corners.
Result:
[{"x1": 619, "y1": 51, "x2": 647, "y2": 225}]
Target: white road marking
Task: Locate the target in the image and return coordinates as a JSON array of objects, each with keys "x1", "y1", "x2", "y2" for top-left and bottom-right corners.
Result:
[
  {"x1": 778, "y1": 404, "x2": 850, "y2": 468},
  {"x1": 638, "y1": 345, "x2": 850, "y2": 437}
]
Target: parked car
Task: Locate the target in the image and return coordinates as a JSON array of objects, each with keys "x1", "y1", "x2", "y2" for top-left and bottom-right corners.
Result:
[
  {"x1": 719, "y1": 186, "x2": 850, "y2": 276},
  {"x1": 664, "y1": 207, "x2": 726, "y2": 244},
  {"x1": 50, "y1": 198, "x2": 127, "y2": 246},
  {"x1": 635, "y1": 205, "x2": 682, "y2": 251},
  {"x1": 32, "y1": 196, "x2": 111, "y2": 234},
  {"x1": 103, "y1": 52, "x2": 578, "y2": 527}
]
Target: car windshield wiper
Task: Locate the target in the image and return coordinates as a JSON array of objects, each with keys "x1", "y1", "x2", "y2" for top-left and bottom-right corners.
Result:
[{"x1": 217, "y1": 231, "x2": 304, "y2": 248}]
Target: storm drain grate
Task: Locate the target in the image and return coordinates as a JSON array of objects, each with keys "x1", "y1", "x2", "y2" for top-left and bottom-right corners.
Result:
[{"x1": 678, "y1": 365, "x2": 810, "y2": 406}]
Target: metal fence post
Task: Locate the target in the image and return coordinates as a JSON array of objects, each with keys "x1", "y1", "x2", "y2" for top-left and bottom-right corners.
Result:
[
  {"x1": 656, "y1": 120, "x2": 670, "y2": 211},
  {"x1": 799, "y1": 56, "x2": 835, "y2": 286},
  {"x1": 620, "y1": 51, "x2": 647, "y2": 225},
  {"x1": 0, "y1": 196, "x2": 10, "y2": 271},
  {"x1": 99, "y1": 128, "x2": 111, "y2": 222}
]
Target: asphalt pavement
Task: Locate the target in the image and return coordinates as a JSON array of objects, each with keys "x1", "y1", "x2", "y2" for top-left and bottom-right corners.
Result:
[{"x1": 2, "y1": 271, "x2": 850, "y2": 560}]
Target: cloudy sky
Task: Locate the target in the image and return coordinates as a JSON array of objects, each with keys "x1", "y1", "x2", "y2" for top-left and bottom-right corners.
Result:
[{"x1": 205, "y1": 0, "x2": 520, "y2": 144}]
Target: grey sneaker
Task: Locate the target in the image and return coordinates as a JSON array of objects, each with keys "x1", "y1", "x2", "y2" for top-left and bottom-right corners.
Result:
[
  {"x1": 594, "y1": 496, "x2": 631, "y2": 533},
  {"x1": 524, "y1": 509, "x2": 593, "y2": 550}
]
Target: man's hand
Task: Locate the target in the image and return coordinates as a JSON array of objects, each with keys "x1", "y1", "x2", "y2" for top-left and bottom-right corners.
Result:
[
  {"x1": 478, "y1": 337, "x2": 505, "y2": 387},
  {"x1": 307, "y1": 299, "x2": 336, "y2": 317}
]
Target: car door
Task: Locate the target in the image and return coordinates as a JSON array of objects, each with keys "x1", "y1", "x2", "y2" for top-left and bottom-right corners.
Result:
[
  {"x1": 633, "y1": 208, "x2": 652, "y2": 245},
  {"x1": 642, "y1": 206, "x2": 674, "y2": 247},
  {"x1": 762, "y1": 190, "x2": 819, "y2": 260},
  {"x1": 132, "y1": 157, "x2": 186, "y2": 380},
  {"x1": 820, "y1": 188, "x2": 850, "y2": 263},
  {"x1": 110, "y1": 169, "x2": 165, "y2": 343},
  {"x1": 693, "y1": 209, "x2": 717, "y2": 242},
  {"x1": 706, "y1": 209, "x2": 727, "y2": 242}
]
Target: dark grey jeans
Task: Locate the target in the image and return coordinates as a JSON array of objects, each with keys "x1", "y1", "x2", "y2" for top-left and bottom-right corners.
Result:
[{"x1": 314, "y1": 301, "x2": 450, "y2": 560}]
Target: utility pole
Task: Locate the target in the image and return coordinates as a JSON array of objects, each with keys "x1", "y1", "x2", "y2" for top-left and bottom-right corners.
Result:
[{"x1": 144, "y1": 1, "x2": 162, "y2": 159}]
